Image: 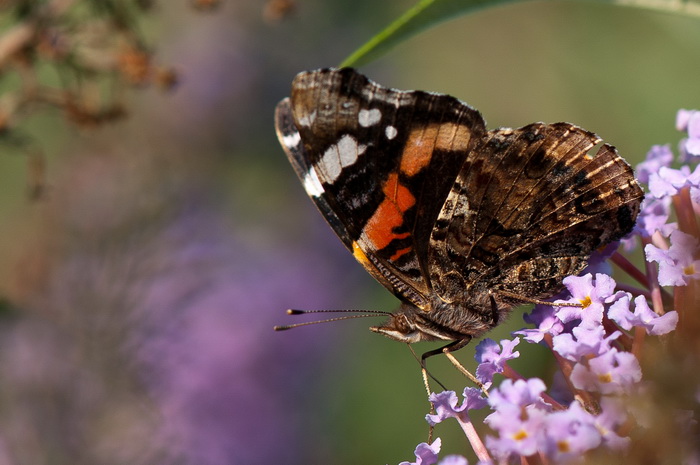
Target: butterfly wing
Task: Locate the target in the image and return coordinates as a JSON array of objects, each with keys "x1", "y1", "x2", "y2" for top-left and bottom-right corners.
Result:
[
  {"x1": 428, "y1": 122, "x2": 644, "y2": 305},
  {"x1": 275, "y1": 68, "x2": 486, "y2": 308}
]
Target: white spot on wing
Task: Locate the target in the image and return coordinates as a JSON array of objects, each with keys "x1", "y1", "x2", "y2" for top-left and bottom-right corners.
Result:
[
  {"x1": 302, "y1": 167, "x2": 324, "y2": 197},
  {"x1": 358, "y1": 108, "x2": 382, "y2": 127},
  {"x1": 316, "y1": 134, "x2": 367, "y2": 183},
  {"x1": 385, "y1": 125, "x2": 397, "y2": 140},
  {"x1": 297, "y1": 110, "x2": 317, "y2": 127},
  {"x1": 282, "y1": 131, "x2": 301, "y2": 148}
]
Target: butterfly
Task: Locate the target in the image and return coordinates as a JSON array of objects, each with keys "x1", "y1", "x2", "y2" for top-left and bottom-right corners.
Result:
[{"x1": 274, "y1": 67, "x2": 643, "y2": 358}]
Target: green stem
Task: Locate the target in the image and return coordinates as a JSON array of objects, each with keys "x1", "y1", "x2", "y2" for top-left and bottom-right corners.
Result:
[{"x1": 341, "y1": 0, "x2": 700, "y2": 67}]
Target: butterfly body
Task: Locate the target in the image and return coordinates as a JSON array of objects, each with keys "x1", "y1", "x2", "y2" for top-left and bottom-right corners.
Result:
[{"x1": 275, "y1": 68, "x2": 643, "y2": 352}]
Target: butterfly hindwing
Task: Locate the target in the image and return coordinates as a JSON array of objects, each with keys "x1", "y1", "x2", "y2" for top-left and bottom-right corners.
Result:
[{"x1": 428, "y1": 123, "x2": 643, "y2": 304}]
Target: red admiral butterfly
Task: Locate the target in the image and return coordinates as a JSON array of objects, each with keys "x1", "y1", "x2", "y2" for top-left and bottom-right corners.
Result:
[{"x1": 275, "y1": 68, "x2": 643, "y2": 357}]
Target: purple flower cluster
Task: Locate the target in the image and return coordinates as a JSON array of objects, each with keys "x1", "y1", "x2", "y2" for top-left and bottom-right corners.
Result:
[
  {"x1": 474, "y1": 338, "x2": 520, "y2": 388},
  {"x1": 485, "y1": 380, "x2": 628, "y2": 461},
  {"x1": 398, "y1": 109, "x2": 700, "y2": 465}
]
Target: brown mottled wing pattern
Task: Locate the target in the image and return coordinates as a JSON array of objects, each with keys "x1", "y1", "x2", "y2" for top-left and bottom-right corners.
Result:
[
  {"x1": 275, "y1": 68, "x2": 486, "y2": 308},
  {"x1": 429, "y1": 123, "x2": 644, "y2": 305}
]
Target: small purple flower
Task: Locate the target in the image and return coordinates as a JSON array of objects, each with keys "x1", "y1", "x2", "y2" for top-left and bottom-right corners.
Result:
[
  {"x1": 636, "y1": 144, "x2": 674, "y2": 185},
  {"x1": 485, "y1": 378, "x2": 551, "y2": 456},
  {"x1": 400, "y1": 438, "x2": 442, "y2": 465},
  {"x1": 677, "y1": 109, "x2": 700, "y2": 157},
  {"x1": 625, "y1": 196, "x2": 675, "y2": 251},
  {"x1": 474, "y1": 338, "x2": 520, "y2": 385},
  {"x1": 542, "y1": 402, "x2": 601, "y2": 460},
  {"x1": 552, "y1": 325, "x2": 621, "y2": 361},
  {"x1": 516, "y1": 304, "x2": 564, "y2": 343},
  {"x1": 426, "y1": 389, "x2": 491, "y2": 464},
  {"x1": 554, "y1": 274, "x2": 622, "y2": 329},
  {"x1": 570, "y1": 349, "x2": 642, "y2": 395},
  {"x1": 677, "y1": 108, "x2": 694, "y2": 131},
  {"x1": 486, "y1": 378, "x2": 549, "y2": 411},
  {"x1": 516, "y1": 304, "x2": 566, "y2": 345},
  {"x1": 608, "y1": 295, "x2": 678, "y2": 336},
  {"x1": 648, "y1": 165, "x2": 691, "y2": 198},
  {"x1": 635, "y1": 197, "x2": 676, "y2": 238},
  {"x1": 426, "y1": 389, "x2": 488, "y2": 426},
  {"x1": 436, "y1": 456, "x2": 469, "y2": 465},
  {"x1": 397, "y1": 443, "x2": 475, "y2": 465},
  {"x1": 426, "y1": 391, "x2": 462, "y2": 426},
  {"x1": 648, "y1": 164, "x2": 700, "y2": 202},
  {"x1": 582, "y1": 242, "x2": 618, "y2": 276},
  {"x1": 485, "y1": 404, "x2": 547, "y2": 458},
  {"x1": 485, "y1": 408, "x2": 547, "y2": 458},
  {"x1": 645, "y1": 230, "x2": 700, "y2": 286},
  {"x1": 595, "y1": 397, "x2": 631, "y2": 450}
]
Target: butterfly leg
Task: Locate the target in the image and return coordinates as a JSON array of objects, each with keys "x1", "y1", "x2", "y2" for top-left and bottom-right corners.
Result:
[
  {"x1": 420, "y1": 339, "x2": 489, "y2": 395},
  {"x1": 420, "y1": 338, "x2": 469, "y2": 361},
  {"x1": 442, "y1": 350, "x2": 487, "y2": 395}
]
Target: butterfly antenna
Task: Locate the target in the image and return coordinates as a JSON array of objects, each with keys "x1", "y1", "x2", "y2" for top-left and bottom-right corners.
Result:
[{"x1": 273, "y1": 309, "x2": 391, "y2": 331}]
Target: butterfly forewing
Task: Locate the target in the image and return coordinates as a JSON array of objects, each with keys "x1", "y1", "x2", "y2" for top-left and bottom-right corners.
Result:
[{"x1": 276, "y1": 68, "x2": 487, "y2": 307}]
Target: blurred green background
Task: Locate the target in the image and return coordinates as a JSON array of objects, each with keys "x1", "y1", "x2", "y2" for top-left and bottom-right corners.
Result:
[{"x1": 0, "y1": 1, "x2": 697, "y2": 464}]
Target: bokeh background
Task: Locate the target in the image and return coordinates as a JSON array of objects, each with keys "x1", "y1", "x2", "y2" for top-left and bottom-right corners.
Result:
[{"x1": 0, "y1": 1, "x2": 697, "y2": 464}]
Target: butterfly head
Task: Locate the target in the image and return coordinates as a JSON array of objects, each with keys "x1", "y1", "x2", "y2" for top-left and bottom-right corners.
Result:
[{"x1": 370, "y1": 302, "x2": 473, "y2": 344}]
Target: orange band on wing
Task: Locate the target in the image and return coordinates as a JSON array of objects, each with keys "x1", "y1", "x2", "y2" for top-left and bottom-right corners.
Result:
[
  {"x1": 435, "y1": 122, "x2": 473, "y2": 152},
  {"x1": 401, "y1": 126, "x2": 438, "y2": 177},
  {"x1": 390, "y1": 246, "x2": 413, "y2": 261},
  {"x1": 360, "y1": 123, "x2": 472, "y2": 257},
  {"x1": 362, "y1": 172, "x2": 415, "y2": 251},
  {"x1": 401, "y1": 123, "x2": 473, "y2": 177}
]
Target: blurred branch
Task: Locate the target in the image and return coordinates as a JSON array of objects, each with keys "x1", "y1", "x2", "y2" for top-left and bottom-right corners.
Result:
[
  {"x1": 0, "y1": 0, "x2": 76, "y2": 64},
  {"x1": 0, "y1": 22, "x2": 34, "y2": 65},
  {"x1": 0, "y1": 0, "x2": 196, "y2": 198}
]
